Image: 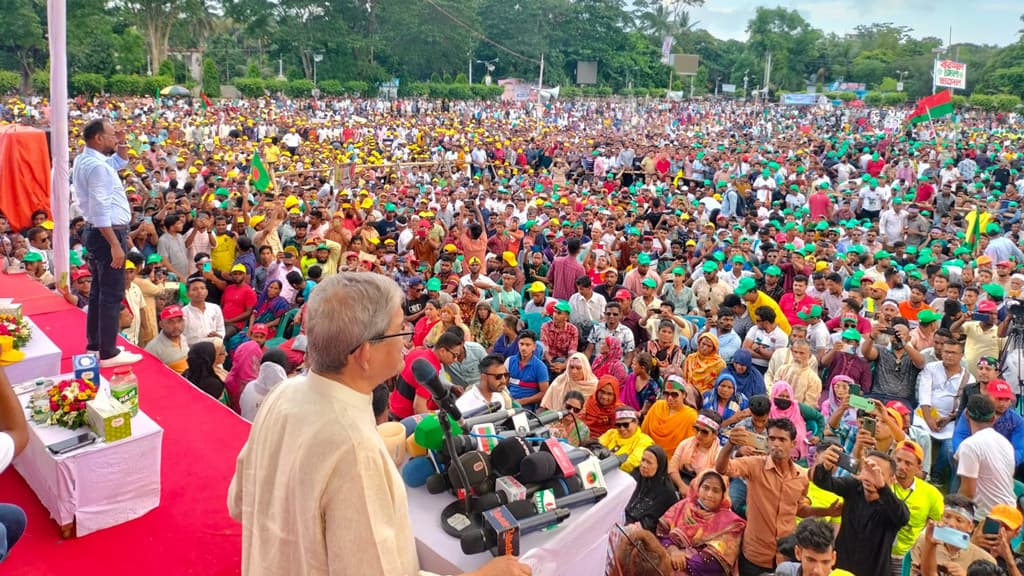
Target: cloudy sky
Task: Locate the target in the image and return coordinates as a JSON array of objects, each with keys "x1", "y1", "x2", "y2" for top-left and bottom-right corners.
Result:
[{"x1": 687, "y1": 0, "x2": 1022, "y2": 47}]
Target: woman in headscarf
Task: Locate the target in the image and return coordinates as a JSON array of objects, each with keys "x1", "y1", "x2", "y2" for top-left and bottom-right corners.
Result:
[
  {"x1": 469, "y1": 301, "x2": 503, "y2": 351},
  {"x1": 667, "y1": 410, "x2": 722, "y2": 494},
  {"x1": 822, "y1": 374, "x2": 859, "y2": 434},
  {"x1": 624, "y1": 446, "x2": 680, "y2": 532},
  {"x1": 653, "y1": 470, "x2": 746, "y2": 576},
  {"x1": 541, "y1": 352, "x2": 598, "y2": 411},
  {"x1": 239, "y1": 348, "x2": 291, "y2": 421},
  {"x1": 620, "y1": 351, "x2": 660, "y2": 414},
  {"x1": 681, "y1": 333, "x2": 726, "y2": 394},
  {"x1": 224, "y1": 323, "x2": 269, "y2": 411},
  {"x1": 642, "y1": 376, "x2": 698, "y2": 455},
  {"x1": 412, "y1": 299, "x2": 441, "y2": 348},
  {"x1": 581, "y1": 375, "x2": 621, "y2": 438},
  {"x1": 547, "y1": 390, "x2": 591, "y2": 447},
  {"x1": 647, "y1": 319, "x2": 685, "y2": 378},
  {"x1": 769, "y1": 381, "x2": 809, "y2": 462},
  {"x1": 720, "y1": 348, "x2": 765, "y2": 398},
  {"x1": 183, "y1": 341, "x2": 228, "y2": 404},
  {"x1": 592, "y1": 336, "x2": 628, "y2": 384},
  {"x1": 251, "y1": 280, "x2": 290, "y2": 331},
  {"x1": 701, "y1": 373, "x2": 750, "y2": 428}
]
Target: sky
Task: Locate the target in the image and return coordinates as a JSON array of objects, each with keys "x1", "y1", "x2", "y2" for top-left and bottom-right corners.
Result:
[{"x1": 687, "y1": 0, "x2": 1022, "y2": 47}]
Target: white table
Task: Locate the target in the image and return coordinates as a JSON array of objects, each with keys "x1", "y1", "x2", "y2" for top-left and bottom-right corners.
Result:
[
  {"x1": 4, "y1": 317, "x2": 61, "y2": 385},
  {"x1": 410, "y1": 464, "x2": 635, "y2": 576},
  {"x1": 12, "y1": 374, "x2": 163, "y2": 537}
]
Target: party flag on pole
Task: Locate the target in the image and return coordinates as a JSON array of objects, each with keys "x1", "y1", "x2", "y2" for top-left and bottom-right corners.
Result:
[
  {"x1": 200, "y1": 92, "x2": 212, "y2": 111},
  {"x1": 250, "y1": 151, "x2": 270, "y2": 192}
]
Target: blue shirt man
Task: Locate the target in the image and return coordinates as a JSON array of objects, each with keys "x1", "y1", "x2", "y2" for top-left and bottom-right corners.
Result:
[{"x1": 504, "y1": 330, "x2": 550, "y2": 410}]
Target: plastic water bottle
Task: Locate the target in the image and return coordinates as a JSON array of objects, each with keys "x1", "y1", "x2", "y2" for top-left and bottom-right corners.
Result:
[{"x1": 110, "y1": 366, "x2": 139, "y2": 417}]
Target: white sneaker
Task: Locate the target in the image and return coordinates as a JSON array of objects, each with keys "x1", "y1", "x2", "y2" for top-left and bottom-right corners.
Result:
[{"x1": 99, "y1": 351, "x2": 143, "y2": 368}]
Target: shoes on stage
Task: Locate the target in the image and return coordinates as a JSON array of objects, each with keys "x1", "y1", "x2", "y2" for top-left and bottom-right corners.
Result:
[
  {"x1": 86, "y1": 346, "x2": 124, "y2": 355},
  {"x1": 99, "y1": 351, "x2": 142, "y2": 368}
]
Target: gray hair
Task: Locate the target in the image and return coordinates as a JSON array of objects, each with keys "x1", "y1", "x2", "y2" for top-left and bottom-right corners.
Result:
[{"x1": 305, "y1": 272, "x2": 403, "y2": 374}]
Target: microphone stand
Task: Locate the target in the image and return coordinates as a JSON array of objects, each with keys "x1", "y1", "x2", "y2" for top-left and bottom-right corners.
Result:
[{"x1": 436, "y1": 404, "x2": 484, "y2": 539}]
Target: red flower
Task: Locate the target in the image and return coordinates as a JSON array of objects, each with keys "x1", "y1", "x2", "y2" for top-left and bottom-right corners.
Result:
[{"x1": 49, "y1": 400, "x2": 58, "y2": 411}]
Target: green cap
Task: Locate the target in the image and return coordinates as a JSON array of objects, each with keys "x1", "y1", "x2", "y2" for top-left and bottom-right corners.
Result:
[
  {"x1": 145, "y1": 254, "x2": 163, "y2": 265},
  {"x1": 641, "y1": 278, "x2": 658, "y2": 289},
  {"x1": 22, "y1": 251, "x2": 42, "y2": 263},
  {"x1": 702, "y1": 261, "x2": 718, "y2": 273},
  {"x1": 385, "y1": 202, "x2": 397, "y2": 212},
  {"x1": 841, "y1": 328, "x2": 862, "y2": 342},
  {"x1": 426, "y1": 277, "x2": 442, "y2": 291},
  {"x1": 554, "y1": 301, "x2": 572, "y2": 313},
  {"x1": 918, "y1": 309, "x2": 942, "y2": 324},
  {"x1": 765, "y1": 265, "x2": 782, "y2": 276},
  {"x1": 874, "y1": 250, "x2": 892, "y2": 260},
  {"x1": 797, "y1": 305, "x2": 823, "y2": 320},
  {"x1": 735, "y1": 277, "x2": 757, "y2": 296},
  {"x1": 214, "y1": 187, "x2": 230, "y2": 197},
  {"x1": 637, "y1": 253, "x2": 652, "y2": 266},
  {"x1": 982, "y1": 283, "x2": 1005, "y2": 299},
  {"x1": 672, "y1": 267, "x2": 685, "y2": 276},
  {"x1": 70, "y1": 251, "x2": 84, "y2": 267},
  {"x1": 732, "y1": 255, "x2": 745, "y2": 264}
]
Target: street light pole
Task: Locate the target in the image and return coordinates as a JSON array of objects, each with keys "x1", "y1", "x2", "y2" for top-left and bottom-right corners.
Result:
[{"x1": 313, "y1": 53, "x2": 323, "y2": 85}]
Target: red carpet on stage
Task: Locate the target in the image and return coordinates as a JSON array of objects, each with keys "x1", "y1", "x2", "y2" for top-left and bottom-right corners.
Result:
[{"x1": 1, "y1": 274, "x2": 247, "y2": 575}]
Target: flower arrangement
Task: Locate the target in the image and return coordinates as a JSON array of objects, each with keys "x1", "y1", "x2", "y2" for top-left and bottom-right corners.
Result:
[
  {"x1": 47, "y1": 378, "x2": 98, "y2": 429},
  {"x1": 0, "y1": 315, "x2": 31, "y2": 349}
]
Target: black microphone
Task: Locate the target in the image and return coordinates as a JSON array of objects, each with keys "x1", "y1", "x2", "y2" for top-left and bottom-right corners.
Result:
[
  {"x1": 463, "y1": 408, "x2": 518, "y2": 428},
  {"x1": 461, "y1": 401, "x2": 504, "y2": 420},
  {"x1": 530, "y1": 410, "x2": 567, "y2": 428},
  {"x1": 460, "y1": 504, "x2": 571, "y2": 555},
  {"x1": 553, "y1": 486, "x2": 608, "y2": 508},
  {"x1": 411, "y1": 358, "x2": 462, "y2": 420}
]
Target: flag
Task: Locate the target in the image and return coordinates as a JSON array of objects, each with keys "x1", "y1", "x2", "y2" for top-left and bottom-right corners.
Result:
[
  {"x1": 250, "y1": 151, "x2": 270, "y2": 192},
  {"x1": 200, "y1": 92, "x2": 212, "y2": 111},
  {"x1": 907, "y1": 90, "x2": 953, "y2": 125}
]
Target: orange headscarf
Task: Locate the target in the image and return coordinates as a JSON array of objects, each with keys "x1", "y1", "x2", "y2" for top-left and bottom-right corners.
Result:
[{"x1": 581, "y1": 375, "x2": 621, "y2": 437}]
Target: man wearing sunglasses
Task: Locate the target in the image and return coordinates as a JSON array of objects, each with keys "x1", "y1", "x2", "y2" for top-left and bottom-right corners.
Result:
[
  {"x1": 456, "y1": 354, "x2": 513, "y2": 414},
  {"x1": 598, "y1": 407, "x2": 654, "y2": 473}
]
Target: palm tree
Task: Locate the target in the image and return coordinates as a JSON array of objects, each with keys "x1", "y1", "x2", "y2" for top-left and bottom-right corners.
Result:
[{"x1": 637, "y1": 2, "x2": 700, "y2": 40}]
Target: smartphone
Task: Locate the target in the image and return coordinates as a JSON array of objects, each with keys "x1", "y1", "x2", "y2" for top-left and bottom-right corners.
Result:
[
  {"x1": 47, "y1": 432, "x2": 97, "y2": 455},
  {"x1": 849, "y1": 394, "x2": 875, "y2": 412},
  {"x1": 861, "y1": 417, "x2": 877, "y2": 435},
  {"x1": 849, "y1": 384, "x2": 863, "y2": 397},
  {"x1": 203, "y1": 262, "x2": 212, "y2": 273},
  {"x1": 751, "y1": 433, "x2": 768, "y2": 453},
  {"x1": 835, "y1": 451, "x2": 860, "y2": 474},
  {"x1": 932, "y1": 525, "x2": 970, "y2": 549},
  {"x1": 983, "y1": 517, "x2": 1003, "y2": 535}
]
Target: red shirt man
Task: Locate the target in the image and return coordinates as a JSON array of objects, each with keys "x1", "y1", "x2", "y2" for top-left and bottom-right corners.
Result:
[
  {"x1": 778, "y1": 275, "x2": 820, "y2": 328},
  {"x1": 221, "y1": 265, "x2": 258, "y2": 328}
]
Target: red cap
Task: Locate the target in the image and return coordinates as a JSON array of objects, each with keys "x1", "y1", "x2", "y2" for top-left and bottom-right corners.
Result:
[
  {"x1": 159, "y1": 304, "x2": 183, "y2": 320},
  {"x1": 998, "y1": 260, "x2": 1014, "y2": 268},
  {"x1": 614, "y1": 289, "x2": 633, "y2": 301},
  {"x1": 72, "y1": 269, "x2": 92, "y2": 281},
  {"x1": 841, "y1": 311, "x2": 858, "y2": 321},
  {"x1": 978, "y1": 300, "x2": 997, "y2": 313},
  {"x1": 250, "y1": 323, "x2": 270, "y2": 337},
  {"x1": 986, "y1": 379, "x2": 1016, "y2": 400},
  {"x1": 885, "y1": 400, "x2": 912, "y2": 417}
]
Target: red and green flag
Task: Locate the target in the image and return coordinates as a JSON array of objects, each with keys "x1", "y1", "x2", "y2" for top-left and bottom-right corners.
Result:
[
  {"x1": 200, "y1": 92, "x2": 212, "y2": 111},
  {"x1": 250, "y1": 151, "x2": 271, "y2": 192},
  {"x1": 907, "y1": 90, "x2": 954, "y2": 125}
]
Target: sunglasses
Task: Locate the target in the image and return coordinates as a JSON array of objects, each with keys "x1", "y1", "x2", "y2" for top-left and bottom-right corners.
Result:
[
  {"x1": 605, "y1": 312, "x2": 620, "y2": 316},
  {"x1": 695, "y1": 427, "x2": 713, "y2": 436},
  {"x1": 484, "y1": 372, "x2": 511, "y2": 380},
  {"x1": 615, "y1": 422, "x2": 633, "y2": 430},
  {"x1": 664, "y1": 391, "x2": 681, "y2": 398},
  {"x1": 564, "y1": 404, "x2": 582, "y2": 414}
]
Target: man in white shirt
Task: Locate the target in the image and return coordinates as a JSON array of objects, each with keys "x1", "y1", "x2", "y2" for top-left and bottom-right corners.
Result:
[
  {"x1": 182, "y1": 277, "x2": 225, "y2": 346},
  {"x1": 957, "y1": 394, "x2": 1017, "y2": 520},
  {"x1": 743, "y1": 306, "x2": 789, "y2": 374},
  {"x1": 916, "y1": 339, "x2": 974, "y2": 488},
  {"x1": 879, "y1": 200, "x2": 907, "y2": 245},
  {"x1": 456, "y1": 353, "x2": 513, "y2": 414},
  {"x1": 0, "y1": 367, "x2": 28, "y2": 563}
]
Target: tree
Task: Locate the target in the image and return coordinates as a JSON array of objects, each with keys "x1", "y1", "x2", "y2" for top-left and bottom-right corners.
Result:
[
  {"x1": 0, "y1": 0, "x2": 46, "y2": 91},
  {"x1": 202, "y1": 58, "x2": 220, "y2": 97},
  {"x1": 116, "y1": 0, "x2": 215, "y2": 75},
  {"x1": 744, "y1": 7, "x2": 822, "y2": 91}
]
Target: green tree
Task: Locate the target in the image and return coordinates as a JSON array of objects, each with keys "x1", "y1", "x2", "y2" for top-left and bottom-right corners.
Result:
[
  {"x1": 744, "y1": 7, "x2": 822, "y2": 91},
  {"x1": 0, "y1": 0, "x2": 46, "y2": 91},
  {"x1": 202, "y1": 58, "x2": 220, "y2": 97}
]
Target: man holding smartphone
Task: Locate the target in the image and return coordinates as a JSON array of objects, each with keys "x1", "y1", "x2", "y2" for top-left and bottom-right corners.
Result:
[{"x1": 72, "y1": 119, "x2": 142, "y2": 367}]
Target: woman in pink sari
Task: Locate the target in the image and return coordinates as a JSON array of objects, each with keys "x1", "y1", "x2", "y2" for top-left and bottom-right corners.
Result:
[{"x1": 224, "y1": 324, "x2": 268, "y2": 411}]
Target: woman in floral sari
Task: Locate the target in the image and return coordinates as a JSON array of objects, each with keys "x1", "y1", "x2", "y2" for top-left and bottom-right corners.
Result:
[
  {"x1": 681, "y1": 333, "x2": 726, "y2": 394},
  {"x1": 470, "y1": 301, "x2": 503, "y2": 350},
  {"x1": 592, "y1": 336, "x2": 628, "y2": 384},
  {"x1": 609, "y1": 469, "x2": 745, "y2": 576}
]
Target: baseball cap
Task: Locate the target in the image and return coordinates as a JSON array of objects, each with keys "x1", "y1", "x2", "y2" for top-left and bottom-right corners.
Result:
[
  {"x1": 426, "y1": 278, "x2": 442, "y2": 291},
  {"x1": 528, "y1": 281, "x2": 546, "y2": 293},
  {"x1": 874, "y1": 250, "x2": 892, "y2": 260},
  {"x1": 702, "y1": 261, "x2": 718, "y2": 274},
  {"x1": 614, "y1": 289, "x2": 633, "y2": 301},
  {"x1": 765, "y1": 265, "x2": 782, "y2": 276},
  {"x1": 72, "y1": 268, "x2": 92, "y2": 281},
  {"x1": 249, "y1": 323, "x2": 270, "y2": 337},
  {"x1": 989, "y1": 504, "x2": 1024, "y2": 531},
  {"x1": 22, "y1": 252, "x2": 42, "y2": 263},
  {"x1": 917, "y1": 309, "x2": 941, "y2": 324},
  {"x1": 986, "y1": 379, "x2": 1016, "y2": 400},
  {"x1": 735, "y1": 277, "x2": 757, "y2": 296},
  {"x1": 841, "y1": 328, "x2": 862, "y2": 342},
  {"x1": 160, "y1": 304, "x2": 184, "y2": 320},
  {"x1": 230, "y1": 264, "x2": 247, "y2": 273},
  {"x1": 797, "y1": 305, "x2": 822, "y2": 320},
  {"x1": 641, "y1": 278, "x2": 657, "y2": 289},
  {"x1": 895, "y1": 440, "x2": 924, "y2": 463},
  {"x1": 554, "y1": 301, "x2": 572, "y2": 313},
  {"x1": 636, "y1": 253, "x2": 652, "y2": 266},
  {"x1": 978, "y1": 300, "x2": 998, "y2": 313}
]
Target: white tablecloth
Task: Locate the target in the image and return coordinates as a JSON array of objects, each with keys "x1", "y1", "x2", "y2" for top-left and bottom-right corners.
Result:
[
  {"x1": 12, "y1": 374, "x2": 163, "y2": 537},
  {"x1": 4, "y1": 317, "x2": 61, "y2": 385},
  {"x1": 410, "y1": 465, "x2": 635, "y2": 576}
]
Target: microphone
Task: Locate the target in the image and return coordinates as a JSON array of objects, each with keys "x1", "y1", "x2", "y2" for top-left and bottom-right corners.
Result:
[
  {"x1": 411, "y1": 358, "x2": 462, "y2": 420},
  {"x1": 447, "y1": 451, "x2": 493, "y2": 497},
  {"x1": 412, "y1": 414, "x2": 465, "y2": 452},
  {"x1": 463, "y1": 408, "x2": 518, "y2": 429},
  {"x1": 539, "y1": 438, "x2": 575, "y2": 479},
  {"x1": 518, "y1": 452, "x2": 558, "y2": 484},
  {"x1": 576, "y1": 453, "x2": 626, "y2": 490},
  {"x1": 460, "y1": 504, "x2": 571, "y2": 556},
  {"x1": 553, "y1": 486, "x2": 608, "y2": 509},
  {"x1": 426, "y1": 472, "x2": 451, "y2": 494},
  {"x1": 461, "y1": 401, "x2": 504, "y2": 420},
  {"x1": 401, "y1": 456, "x2": 438, "y2": 488}
]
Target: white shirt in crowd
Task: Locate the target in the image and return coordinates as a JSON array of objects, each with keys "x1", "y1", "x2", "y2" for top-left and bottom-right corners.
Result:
[{"x1": 182, "y1": 302, "x2": 226, "y2": 346}]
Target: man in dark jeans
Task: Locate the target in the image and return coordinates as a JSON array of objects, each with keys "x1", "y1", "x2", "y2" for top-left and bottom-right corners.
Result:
[
  {"x1": 0, "y1": 366, "x2": 28, "y2": 562},
  {"x1": 72, "y1": 118, "x2": 141, "y2": 367}
]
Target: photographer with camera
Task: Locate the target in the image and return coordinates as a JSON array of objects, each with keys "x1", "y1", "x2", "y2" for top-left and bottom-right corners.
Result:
[{"x1": 862, "y1": 316, "x2": 926, "y2": 410}]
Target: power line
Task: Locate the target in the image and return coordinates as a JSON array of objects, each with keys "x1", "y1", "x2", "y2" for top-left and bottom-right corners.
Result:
[{"x1": 418, "y1": 0, "x2": 541, "y2": 65}]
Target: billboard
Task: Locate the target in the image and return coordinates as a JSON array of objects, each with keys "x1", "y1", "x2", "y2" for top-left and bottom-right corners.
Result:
[
  {"x1": 660, "y1": 36, "x2": 674, "y2": 65},
  {"x1": 934, "y1": 60, "x2": 967, "y2": 90},
  {"x1": 721, "y1": 83, "x2": 736, "y2": 93},
  {"x1": 780, "y1": 93, "x2": 820, "y2": 106},
  {"x1": 576, "y1": 61, "x2": 598, "y2": 85},
  {"x1": 671, "y1": 54, "x2": 699, "y2": 75}
]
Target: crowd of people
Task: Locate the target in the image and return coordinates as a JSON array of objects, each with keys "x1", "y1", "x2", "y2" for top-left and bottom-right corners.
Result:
[{"x1": 2, "y1": 91, "x2": 1024, "y2": 575}]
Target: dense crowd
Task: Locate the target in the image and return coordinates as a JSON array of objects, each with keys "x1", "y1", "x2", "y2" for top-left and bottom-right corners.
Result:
[{"x1": 2, "y1": 93, "x2": 1024, "y2": 575}]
